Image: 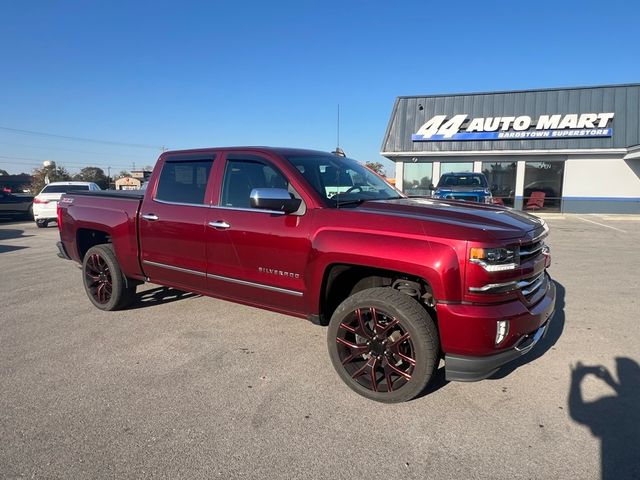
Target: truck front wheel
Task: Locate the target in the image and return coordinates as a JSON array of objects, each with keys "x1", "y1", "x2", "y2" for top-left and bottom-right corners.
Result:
[
  {"x1": 327, "y1": 287, "x2": 439, "y2": 403},
  {"x1": 82, "y1": 244, "x2": 136, "y2": 311}
]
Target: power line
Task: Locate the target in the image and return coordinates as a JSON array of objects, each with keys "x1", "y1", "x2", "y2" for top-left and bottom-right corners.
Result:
[
  {"x1": 0, "y1": 140, "x2": 157, "y2": 161},
  {"x1": 0, "y1": 155, "x2": 152, "y2": 170},
  {"x1": 0, "y1": 126, "x2": 165, "y2": 150}
]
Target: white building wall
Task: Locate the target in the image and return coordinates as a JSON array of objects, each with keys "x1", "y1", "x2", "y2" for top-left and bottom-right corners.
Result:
[
  {"x1": 563, "y1": 156, "x2": 640, "y2": 198},
  {"x1": 395, "y1": 161, "x2": 404, "y2": 191}
]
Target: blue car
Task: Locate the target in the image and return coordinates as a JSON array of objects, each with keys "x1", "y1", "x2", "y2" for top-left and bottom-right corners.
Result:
[{"x1": 431, "y1": 172, "x2": 493, "y2": 203}]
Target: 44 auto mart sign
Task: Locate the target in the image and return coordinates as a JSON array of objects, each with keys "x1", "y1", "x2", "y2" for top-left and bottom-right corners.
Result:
[{"x1": 412, "y1": 112, "x2": 614, "y2": 141}]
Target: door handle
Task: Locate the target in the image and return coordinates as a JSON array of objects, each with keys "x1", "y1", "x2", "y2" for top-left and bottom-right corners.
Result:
[
  {"x1": 142, "y1": 213, "x2": 159, "y2": 221},
  {"x1": 208, "y1": 220, "x2": 230, "y2": 229}
]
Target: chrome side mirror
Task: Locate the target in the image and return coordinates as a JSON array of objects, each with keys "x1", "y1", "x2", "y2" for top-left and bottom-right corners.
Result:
[{"x1": 249, "y1": 188, "x2": 301, "y2": 214}]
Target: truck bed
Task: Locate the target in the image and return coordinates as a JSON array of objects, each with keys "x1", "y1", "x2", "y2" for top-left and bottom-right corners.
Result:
[
  {"x1": 57, "y1": 190, "x2": 144, "y2": 277},
  {"x1": 69, "y1": 190, "x2": 145, "y2": 200}
]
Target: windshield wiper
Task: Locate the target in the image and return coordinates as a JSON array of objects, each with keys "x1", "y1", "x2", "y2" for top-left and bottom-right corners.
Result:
[
  {"x1": 335, "y1": 196, "x2": 402, "y2": 207},
  {"x1": 335, "y1": 198, "x2": 369, "y2": 207}
]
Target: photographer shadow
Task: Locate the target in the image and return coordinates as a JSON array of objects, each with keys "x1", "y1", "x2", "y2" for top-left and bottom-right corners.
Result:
[{"x1": 568, "y1": 358, "x2": 640, "y2": 479}]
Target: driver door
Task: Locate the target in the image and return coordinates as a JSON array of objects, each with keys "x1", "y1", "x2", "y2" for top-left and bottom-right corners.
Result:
[{"x1": 205, "y1": 152, "x2": 313, "y2": 315}]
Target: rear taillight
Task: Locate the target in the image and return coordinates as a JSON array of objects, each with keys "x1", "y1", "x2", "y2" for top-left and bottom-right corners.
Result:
[
  {"x1": 33, "y1": 197, "x2": 49, "y2": 204},
  {"x1": 57, "y1": 204, "x2": 62, "y2": 231}
]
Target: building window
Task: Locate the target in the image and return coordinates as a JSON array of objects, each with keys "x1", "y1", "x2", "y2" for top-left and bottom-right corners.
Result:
[
  {"x1": 403, "y1": 162, "x2": 432, "y2": 196},
  {"x1": 523, "y1": 161, "x2": 564, "y2": 212},
  {"x1": 440, "y1": 162, "x2": 473, "y2": 175},
  {"x1": 482, "y1": 161, "x2": 517, "y2": 207}
]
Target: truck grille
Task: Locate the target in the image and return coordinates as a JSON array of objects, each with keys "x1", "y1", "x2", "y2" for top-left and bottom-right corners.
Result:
[
  {"x1": 447, "y1": 194, "x2": 479, "y2": 202},
  {"x1": 519, "y1": 239, "x2": 545, "y2": 263},
  {"x1": 518, "y1": 271, "x2": 547, "y2": 302}
]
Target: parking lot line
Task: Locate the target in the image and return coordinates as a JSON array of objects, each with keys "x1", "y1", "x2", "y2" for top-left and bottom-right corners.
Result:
[{"x1": 576, "y1": 216, "x2": 627, "y2": 233}]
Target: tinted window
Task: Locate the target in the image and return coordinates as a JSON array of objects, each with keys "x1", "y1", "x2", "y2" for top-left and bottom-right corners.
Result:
[
  {"x1": 41, "y1": 184, "x2": 90, "y2": 193},
  {"x1": 221, "y1": 155, "x2": 290, "y2": 208},
  {"x1": 482, "y1": 162, "x2": 516, "y2": 207},
  {"x1": 523, "y1": 161, "x2": 564, "y2": 212},
  {"x1": 155, "y1": 159, "x2": 213, "y2": 204}
]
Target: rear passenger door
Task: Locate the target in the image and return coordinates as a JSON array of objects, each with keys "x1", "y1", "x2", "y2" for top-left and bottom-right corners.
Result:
[{"x1": 139, "y1": 154, "x2": 216, "y2": 292}]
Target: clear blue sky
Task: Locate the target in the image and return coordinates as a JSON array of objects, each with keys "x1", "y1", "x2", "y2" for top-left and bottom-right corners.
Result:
[{"x1": 1, "y1": 0, "x2": 638, "y2": 176}]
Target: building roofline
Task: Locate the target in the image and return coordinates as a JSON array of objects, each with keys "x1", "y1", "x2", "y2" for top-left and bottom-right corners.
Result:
[{"x1": 396, "y1": 82, "x2": 640, "y2": 100}]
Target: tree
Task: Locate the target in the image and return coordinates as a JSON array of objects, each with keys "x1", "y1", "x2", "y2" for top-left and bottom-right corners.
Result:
[
  {"x1": 365, "y1": 161, "x2": 386, "y2": 177},
  {"x1": 116, "y1": 170, "x2": 131, "y2": 179},
  {"x1": 73, "y1": 166, "x2": 109, "y2": 189},
  {"x1": 0, "y1": 169, "x2": 8, "y2": 176},
  {"x1": 29, "y1": 164, "x2": 71, "y2": 194}
]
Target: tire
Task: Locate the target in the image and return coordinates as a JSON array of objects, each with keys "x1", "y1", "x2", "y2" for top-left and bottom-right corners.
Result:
[
  {"x1": 35, "y1": 219, "x2": 48, "y2": 228},
  {"x1": 327, "y1": 287, "x2": 439, "y2": 403},
  {"x1": 82, "y1": 244, "x2": 137, "y2": 311},
  {"x1": 23, "y1": 205, "x2": 34, "y2": 221}
]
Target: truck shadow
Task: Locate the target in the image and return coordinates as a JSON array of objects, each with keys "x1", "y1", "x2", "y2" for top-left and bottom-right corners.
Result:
[
  {"x1": 0, "y1": 228, "x2": 32, "y2": 253},
  {"x1": 0, "y1": 228, "x2": 30, "y2": 241},
  {"x1": 129, "y1": 286, "x2": 200, "y2": 310},
  {"x1": 568, "y1": 358, "x2": 640, "y2": 479},
  {"x1": 488, "y1": 280, "x2": 566, "y2": 379}
]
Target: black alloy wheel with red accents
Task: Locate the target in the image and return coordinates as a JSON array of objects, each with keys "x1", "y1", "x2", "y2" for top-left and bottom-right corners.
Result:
[
  {"x1": 327, "y1": 287, "x2": 439, "y2": 403},
  {"x1": 82, "y1": 244, "x2": 137, "y2": 311},
  {"x1": 85, "y1": 252, "x2": 113, "y2": 304}
]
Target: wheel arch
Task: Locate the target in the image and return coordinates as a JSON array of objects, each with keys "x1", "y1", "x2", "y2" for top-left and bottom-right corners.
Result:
[
  {"x1": 77, "y1": 228, "x2": 111, "y2": 260},
  {"x1": 316, "y1": 262, "x2": 440, "y2": 325}
]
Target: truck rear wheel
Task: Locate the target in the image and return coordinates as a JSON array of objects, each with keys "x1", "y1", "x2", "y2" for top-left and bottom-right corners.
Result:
[
  {"x1": 82, "y1": 244, "x2": 136, "y2": 311},
  {"x1": 327, "y1": 287, "x2": 439, "y2": 403}
]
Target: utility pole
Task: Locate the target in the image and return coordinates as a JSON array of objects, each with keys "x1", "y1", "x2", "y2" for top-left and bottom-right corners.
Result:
[{"x1": 107, "y1": 166, "x2": 111, "y2": 189}]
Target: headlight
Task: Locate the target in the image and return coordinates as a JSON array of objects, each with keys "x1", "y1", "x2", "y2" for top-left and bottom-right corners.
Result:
[{"x1": 469, "y1": 246, "x2": 519, "y2": 272}]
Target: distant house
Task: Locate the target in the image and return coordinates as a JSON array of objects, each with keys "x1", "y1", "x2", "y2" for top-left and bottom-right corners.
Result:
[
  {"x1": 0, "y1": 174, "x2": 33, "y2": 193},
  {"x1": 115, "y1": 176, "x2": 142, "y2": 190},
  {"x1": 130, "y1": 170, "x2": 152, "y2": 181}
]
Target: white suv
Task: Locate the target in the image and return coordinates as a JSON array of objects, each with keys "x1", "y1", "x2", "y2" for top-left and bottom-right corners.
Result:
[{"x1": 33, "y1": 181, "x2": 101, "y2": 228}]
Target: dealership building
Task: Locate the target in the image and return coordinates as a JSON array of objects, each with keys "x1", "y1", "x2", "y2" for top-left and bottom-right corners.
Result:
[{"x1": 381, "y1": 83, "x2": 640, "y2": 213}]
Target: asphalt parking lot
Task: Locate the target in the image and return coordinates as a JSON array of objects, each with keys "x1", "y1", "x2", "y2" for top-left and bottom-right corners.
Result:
[{"x1": 1, "y1": 215, "x2": 639, "y2": 480}]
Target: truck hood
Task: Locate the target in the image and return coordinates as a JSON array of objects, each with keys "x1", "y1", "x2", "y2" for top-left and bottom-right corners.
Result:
[{"x1": 358, "y1": 197, "x2": 546, "y2": 243}]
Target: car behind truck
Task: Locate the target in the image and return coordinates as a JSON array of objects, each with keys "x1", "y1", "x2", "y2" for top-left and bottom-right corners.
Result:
[{"x1": 56, "y1": 147, "x2": 555, "y2": 403}]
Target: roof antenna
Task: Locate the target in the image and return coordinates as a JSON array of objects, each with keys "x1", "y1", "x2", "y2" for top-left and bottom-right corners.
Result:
[{"x1": 332, "y1": 104, "x2": 345, "y2": 157}]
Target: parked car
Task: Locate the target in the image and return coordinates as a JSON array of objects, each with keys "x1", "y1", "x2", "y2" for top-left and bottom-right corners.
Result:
[
  {"x1": 33, "y1": 181, "x2": 101, "y2": 228},
  {"x1": 57, "y1": 147, "x2": 555, "y2": 403},
  {"x1": 0, "y1": 190, "x2": 33, "y2": 219},
  {"x1": 431, "y1": 172, "x2": 492, "y2": 203}
]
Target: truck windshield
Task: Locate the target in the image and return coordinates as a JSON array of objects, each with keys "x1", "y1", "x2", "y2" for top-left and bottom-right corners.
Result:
[
  {"x1": 437, "y1": 174, "x2": 488, "y2": 188},
  {"x1": 284, "y1": 154, "x2": 401, "y2": 207}
]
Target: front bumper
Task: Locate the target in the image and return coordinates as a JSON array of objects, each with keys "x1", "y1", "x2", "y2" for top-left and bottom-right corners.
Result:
[
  {"x1": 440, "y1": 279, "x2": 556, "y2": 382},
  {"x1": 445, "y1": 317, "x2": 552, "y2": 381}
]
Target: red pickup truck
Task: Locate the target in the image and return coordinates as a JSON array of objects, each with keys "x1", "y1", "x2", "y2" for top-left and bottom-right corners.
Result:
[{"x1": 57, "y1": 147, "x2": 555, "y2": 403}]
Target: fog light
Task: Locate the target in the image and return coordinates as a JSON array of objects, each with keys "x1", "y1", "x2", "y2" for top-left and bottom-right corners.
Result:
[{"x1": 495, "y1": 320, "x2": 509, "y2": 345}]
